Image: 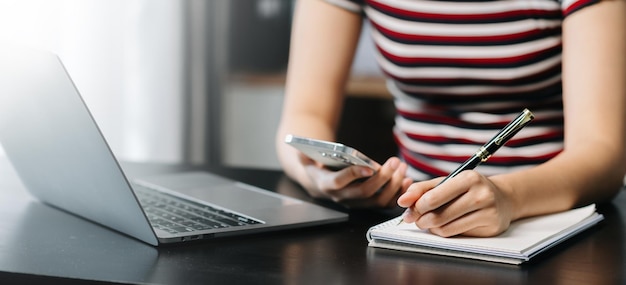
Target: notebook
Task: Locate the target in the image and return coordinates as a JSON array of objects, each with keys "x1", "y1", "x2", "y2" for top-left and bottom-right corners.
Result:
[
  {"x1": 0, "y1": 46, "x2": 348, "y2": 246},
  {"x1": 367, "y1": 204, "x2": 603, "y2": 264}
]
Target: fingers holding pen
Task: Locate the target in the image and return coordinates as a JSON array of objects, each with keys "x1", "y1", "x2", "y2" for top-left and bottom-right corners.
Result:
[
  {"x1": 397, "y1": 177, "x2": 443, "y2": 223},
  {"x1": 398, "y1": 171, "x2": 477, "y2": 224},
  {"x1": 397, "y1": 170, "x2": 514, "y2": 237}
]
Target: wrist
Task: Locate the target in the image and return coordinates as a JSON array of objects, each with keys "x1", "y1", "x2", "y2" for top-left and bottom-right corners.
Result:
[{"x1": 490, "y1": 174, "x2": 524, "y2": 221}]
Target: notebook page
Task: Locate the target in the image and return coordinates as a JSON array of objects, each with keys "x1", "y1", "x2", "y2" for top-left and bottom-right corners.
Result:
[{"x1": 367, "y1": 204, "x2": 599, "y2": 255}]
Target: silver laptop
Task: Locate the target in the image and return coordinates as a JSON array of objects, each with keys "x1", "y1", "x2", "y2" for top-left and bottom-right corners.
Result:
[{"x1": 0, "y1": 46, "x2": 347, "y2": 246}]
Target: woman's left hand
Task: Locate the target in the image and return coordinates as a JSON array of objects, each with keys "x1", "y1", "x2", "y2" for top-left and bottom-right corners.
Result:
[{"x1": 397, "y1": 170, "x2": 515, "y2": 237}]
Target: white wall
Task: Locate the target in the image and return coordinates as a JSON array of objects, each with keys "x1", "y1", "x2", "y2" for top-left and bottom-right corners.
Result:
[{"x1": 0, "y1": 0, "x2": 185, "y2": 162}]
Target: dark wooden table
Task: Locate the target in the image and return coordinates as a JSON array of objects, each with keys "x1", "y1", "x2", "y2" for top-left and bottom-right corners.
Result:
[{"x1": 0, "y1": 158, "x2": 624, "y2": 285}]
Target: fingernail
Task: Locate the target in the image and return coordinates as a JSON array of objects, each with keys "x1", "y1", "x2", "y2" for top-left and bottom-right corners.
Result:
[
  {"x1": 361, "y1": 168, "x2": 374, "y2": 176},
  {"x1": 389, "y1": 158, "x2": 400, "y2": 170},
  {"x1": 401, "y1": 208, "x2": 412, "y2": 221}
]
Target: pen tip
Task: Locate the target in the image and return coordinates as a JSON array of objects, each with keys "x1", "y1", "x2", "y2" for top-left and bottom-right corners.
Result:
[{"x1": 397, "y1": 208, "x2": 410, "y2": 225}]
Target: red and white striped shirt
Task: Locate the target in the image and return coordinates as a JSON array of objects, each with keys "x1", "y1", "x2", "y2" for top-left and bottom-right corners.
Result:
[{"x1": 327, "y1": 0, "x2": 600, "y2": 180}]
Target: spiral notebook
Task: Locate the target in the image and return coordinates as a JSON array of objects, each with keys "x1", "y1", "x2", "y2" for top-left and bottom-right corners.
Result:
[{"x1": 366, "y1": 204, "x2": 603, "y2": 264}]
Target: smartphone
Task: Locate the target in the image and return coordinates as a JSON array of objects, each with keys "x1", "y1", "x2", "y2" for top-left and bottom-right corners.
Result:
[{"x1": 284, "y1": 134, "x2": 377, "y2": 170}]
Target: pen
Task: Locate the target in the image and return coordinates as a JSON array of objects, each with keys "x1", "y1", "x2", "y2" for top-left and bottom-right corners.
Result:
[{"x1": 398, "y1": 108, "x2": 535, "y2": 225}]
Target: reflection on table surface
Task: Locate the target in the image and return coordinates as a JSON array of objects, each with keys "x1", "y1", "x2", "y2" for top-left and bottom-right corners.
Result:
[{"x1": 0, "y1": 160, "x2": 624, "y2": 284}]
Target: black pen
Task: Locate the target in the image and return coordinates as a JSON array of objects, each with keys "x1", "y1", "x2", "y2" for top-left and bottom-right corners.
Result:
[{"x1": 398, "y1": 108, "x2": 535, "y2": 225}]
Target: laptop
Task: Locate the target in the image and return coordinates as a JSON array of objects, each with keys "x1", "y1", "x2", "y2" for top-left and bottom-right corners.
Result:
[{"x1": 0, "y1": 46, "x2": 348, "y2": 246}]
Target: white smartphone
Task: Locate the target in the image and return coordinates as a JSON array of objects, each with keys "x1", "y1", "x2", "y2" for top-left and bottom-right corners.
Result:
[{"x1": 284, "y1": 134, "x2": 377, "y2": 170}]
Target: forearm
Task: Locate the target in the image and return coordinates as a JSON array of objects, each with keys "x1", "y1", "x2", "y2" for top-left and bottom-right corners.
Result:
[
  {"x1": 492, "y1": 146, "x2": 624, "y2": 221},
  {"x1": 275, "y1": 0, "x2": 363, "y2": 185},
  {"x1": 495, "y1": 0, "x2": 626, "y2": 220}
]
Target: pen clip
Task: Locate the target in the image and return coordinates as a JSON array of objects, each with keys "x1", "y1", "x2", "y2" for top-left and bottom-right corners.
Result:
[{"x1": 495, "y1": 109, "x2": 535, "y2": 145}]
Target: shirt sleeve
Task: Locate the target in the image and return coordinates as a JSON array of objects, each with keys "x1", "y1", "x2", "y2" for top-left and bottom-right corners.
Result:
[
  {"x1": 327, "y1": 0, "x2": 602, "y2": 18},
  {"x1": 561, "y1": 0, "x2": 602, "y2": 17},
  {"x1": 324, "y1": 0, "x2": 364, "y2": 13}
]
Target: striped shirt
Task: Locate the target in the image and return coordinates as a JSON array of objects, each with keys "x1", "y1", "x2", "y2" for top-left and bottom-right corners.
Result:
[{"x1": 327, "y1": 0, "x2": 600, "y2": 180}]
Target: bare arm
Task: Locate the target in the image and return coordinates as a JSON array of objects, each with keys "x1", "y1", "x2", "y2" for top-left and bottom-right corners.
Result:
[
  {"x1": 398, "y1": 0, "x2": 626, "y2": 236},
  {"x1": 276, "y1": 0, "x2": 363, "y2": 190},
  {"x1": 276, "y1": 0, "x2": 412, "y2": 207},
  {"x1": 498, "y1": 0, "x2": 626, "y2": 219}
]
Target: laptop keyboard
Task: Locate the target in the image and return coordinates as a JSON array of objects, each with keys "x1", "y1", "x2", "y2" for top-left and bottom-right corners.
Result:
[{"x1": 133, "y1": 183, "x2": 262, "y2": 235}]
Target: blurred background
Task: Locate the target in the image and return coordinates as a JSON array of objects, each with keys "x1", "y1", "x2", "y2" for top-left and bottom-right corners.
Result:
[{"x1": 0, "y1": 0, "x2": 391, "y2": 170}]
